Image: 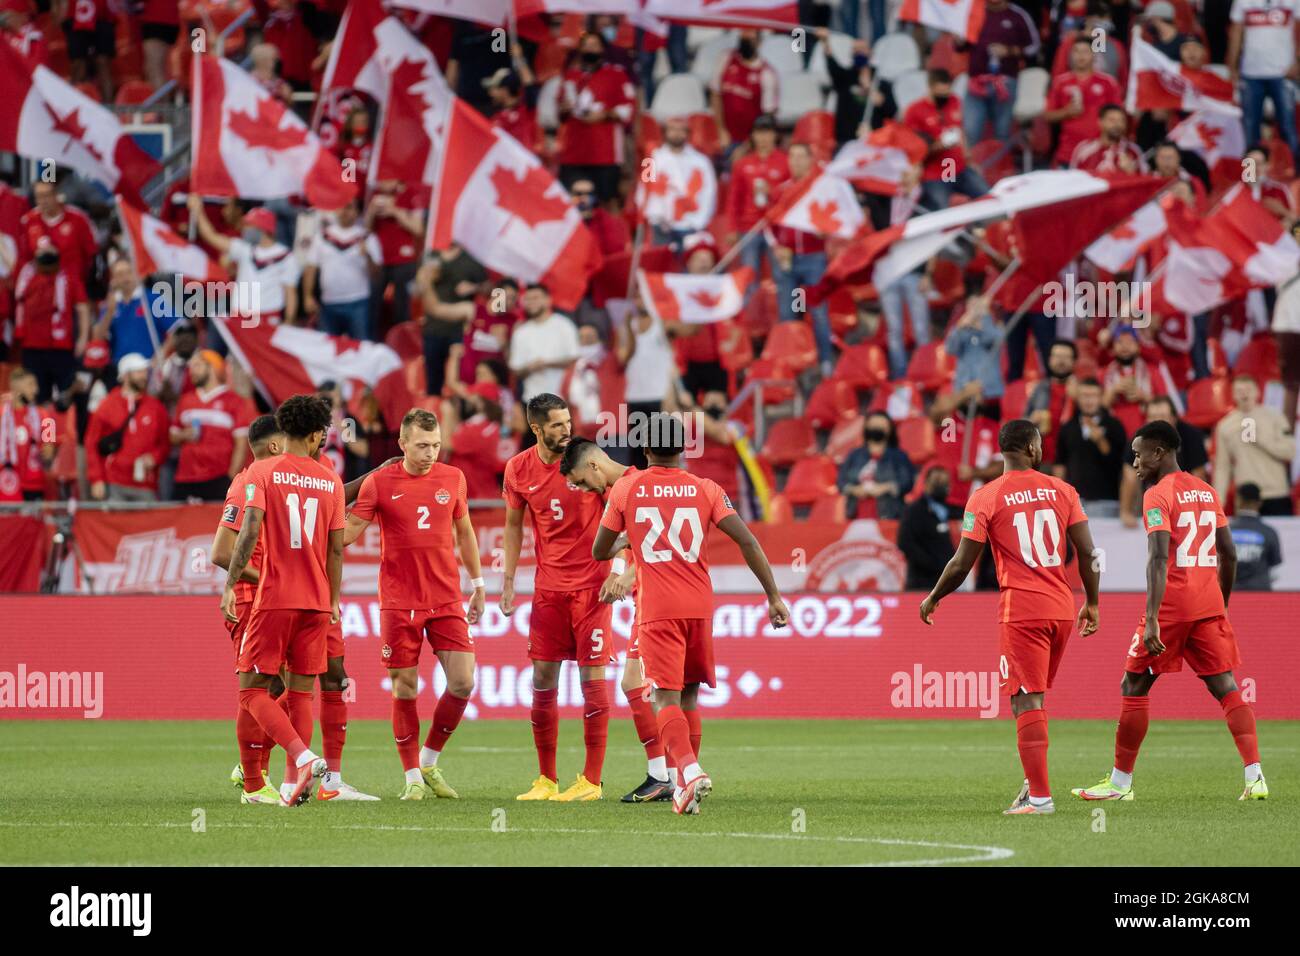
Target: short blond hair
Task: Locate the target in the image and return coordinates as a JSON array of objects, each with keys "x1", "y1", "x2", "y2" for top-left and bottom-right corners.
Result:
[{"x1": 400, "y1": 408, "x2": 440, "y2": 438}]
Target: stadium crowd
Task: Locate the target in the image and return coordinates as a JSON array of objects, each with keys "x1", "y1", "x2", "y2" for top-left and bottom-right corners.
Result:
[{"x1": 0, "y1": 0, "x2": 1298, "y2": 575}]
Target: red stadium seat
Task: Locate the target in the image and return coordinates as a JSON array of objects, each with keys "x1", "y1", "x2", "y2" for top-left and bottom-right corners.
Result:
[
  {"x1": 759, "y1": 416, "x2": 818, "y2": 467},
  {"x1": 905, "y1": 341, "x2": 955, "y2": 391},
  {"x1": 761, "y1": 320, "x2": 817, "y2": 377},
  {"x1": 767, "y1": 493, "x2": 796, "y2": 523},
  {"x1": 1233, "y1": 334, "x2": 1280, "y2": 389},
  {"x1": 1183, "y1": 376, "x2": 1234, "y2": 429},
  {"x1": 384, "y1": 320, "x2": 424, "y2": 361},
  {"x1": 807, "y1": 493, "x2": 847, "y2": 522},
  {"x1": 804, "y1": 377, "x2": 860, "y2": 430},
  {"x1": 781, "y1": 455, "x2": 839, "y2": 504},
  {"x1": 716, "y1": 320, "x2": 754, "y2": 371},
  {"x1": 926, "y1": 258, "x2": 964, "y2": 309},
  {"x1": 831, "y1": 341, "x2": 889, "y2": 391},
  {"x1": 688, "y1": 112, "x2": 721, "y2": 158},
  {"x1": 793, "y1": 110, "x2": 836, "y2": 162},
  {"x1": 115, "y1": 80, "x2": 156, "y2": 106},
  {"x1": 1000, "y1": 377, "x2": 1030, "y2": 422},
  {"x1": 896, "y1": 416, "x2": 937, "y2": 465},
  {"x1": 825, "y1": 414, "x2": 865, "y2": 463},
  {"x1": 746, "y1": 357, "x2": 796, "y2": 405}
]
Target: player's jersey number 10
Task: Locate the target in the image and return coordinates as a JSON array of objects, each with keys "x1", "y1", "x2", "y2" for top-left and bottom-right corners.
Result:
[
  {"x1": 635, "y1": 506, "x2": 703, "y2": 564},
  {"x1": 1011, "y1": 508, "x2": 1062, "y2": 568}
]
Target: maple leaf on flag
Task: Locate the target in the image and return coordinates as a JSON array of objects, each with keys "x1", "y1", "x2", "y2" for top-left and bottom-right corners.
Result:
[
  {"x1": 1194, "y1": 121, "x2": 1223, "y2": 149},
  {"x1": 689, "y1": 288, "x2": 722, "y2": 309},
  {"x1": 1110, "y1": 223, "x2": 1138, "y2": 241},
  {"x1": 44, "y1": 103, "x2": 103, "y2": 162},
  {"x1": 489, "y1": 164, "x2": 570, "y2": 229},
  {"x1": 672, "y1": 168, "x2": 705, "y2": 221},
  {"x1": 228, "y1": 97, "x2": 309, "y2": 152},
  {"x1": 808, "y1": 199, "x2": 842, "y2": 236},
  {"x1": 150, "y1": 224, "x2": 195, "y2": 250}
]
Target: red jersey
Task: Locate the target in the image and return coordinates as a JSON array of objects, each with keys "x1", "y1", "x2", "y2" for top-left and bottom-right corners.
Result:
[
  {"x1": 601, "y1": 466, "x2": 735, "y2": 623},
  {"x1": 459, "y1": 302, "x2": 517, "y2": 382},
  {"x1": 492, "y1": 101, "x2": 540, "y2": 154},
  {"x1": 4, "y1": 22, "x2": 48, "y2": 67},
  {"x1": 710, "y1": 53, "x2": 778, "y2": 143},
  {"x1": 933, "y1": 412, "x2": 1000, "y2": 504},
  {"x1": 174, "y1": 385, "x2": 255, "y2": 484},
  {"x1": 1070, "y1": 137, "x2": 1146, "y2": 174},
  {"x1": 1045, "y1": 70, "x2": 1123, "y2": 165},
  {"x1": 0, "y1": 398, "x2": 53, "y2": 498},
  {"x1": 1142, "y1": 471, "x2": 1228, "y2": 622},
  {"x1": 18, "y1": 206, "x2": 97, "y2": 281},
  {"x1": 727, "y1": 148, "x2": 790, "y2": 234},
  {"x1": 351, "y1": 461, "x2": 468, "y2": 610},
  {"x1": 221, "y1": 465, "x2": 264, "y2": 606},
  {"x1": 768, "y1": 176, "x2": 827, "y2": 254},
  {"x1": 449, "y1": 416, "x2": 510, "y2": 501},
  {"x1": 502, "y1": 446, "x2": 609, "y2": 591},
  {"x1": 13, "y1": 264, "x2": 85, "y2": 351},
  {"x1": 961, "y1": 470, "x2": 1088, "y2": 623},
  {"x1": 903, "y1": 96, "x2": 965, "y2": 181},
  {"x1": 372, "y1": 185, "x2": 429, "y2": 267},
  {"x1": 83, "y1": 388, "x2": 170, "y2": 490},
  {"x1": 244, "y1": 453, "x2": 346, "y2": 612},
  {"x1": 558, "y1": 63, "x2": 635, "y2": 166}
]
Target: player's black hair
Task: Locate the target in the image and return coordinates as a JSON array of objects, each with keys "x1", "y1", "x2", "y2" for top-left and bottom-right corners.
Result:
[
  {"x1": 998, "y1": 418, "x2": 1040, "y2": 455},
  {"x1": 526, "y1": 392, "x2": 567, "y2": 427},
  {"x1": 559, "y1": 436, "x2": 600, "y2": 476},
  {"x1": 1133, "y1": 419, "x2": 1181, "y2": 453},
  {"x1": 928, "y1": 68, "x2": 952, "y2": 86},
  {"x1": 643, "y1": 412, "x2": 687, "y2": 458},
  {"x1": 275, "y1": 394, "x2": 333, "y2": 439},
  {"x1": 1237, "y1": 482, "x2": 1262, "y2": 505},
  {"x1": 247, "y1": 414, "x2": 283, "y2": 447}
]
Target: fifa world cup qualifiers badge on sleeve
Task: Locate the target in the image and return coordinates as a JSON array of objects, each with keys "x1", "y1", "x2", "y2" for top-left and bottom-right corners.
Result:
[
  {"x1": 246, "y1": 483, "x2": 256, "y2": 502},
  {"x1": 1145, "y1": 508, "x2": 1162, "y2": 528},
  {"x1": 962, "y1": 512, "x2": 976, "y2": 532}
]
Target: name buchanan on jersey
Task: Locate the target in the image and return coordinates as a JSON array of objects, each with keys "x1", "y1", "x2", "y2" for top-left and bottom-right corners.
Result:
[{"x1": 270, "y1": 471, "x2": 337, "y2": 491}]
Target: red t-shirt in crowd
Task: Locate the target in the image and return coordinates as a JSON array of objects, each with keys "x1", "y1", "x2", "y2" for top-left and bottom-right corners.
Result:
[
  {"x1": 174, "y1": 385, "x2": 256, "y2": 484},
  {"x1": 1045, "y1": 69, "x2": 1123, "y2": 165},
  {"x1": 13, "y1": 264, "x2": 85, "y2": 351},
  {"x1": 449, "y1": 415, "x2": 510, "y2": 501},
  {"x1": 727, "y1": 148, "x2": 790, "y2": 234},
  {"x1": 904, "y1": 96, "x2": 966, "y2": 181},
  {"x1": 710, "y1": 53, "x2": 778, "y2": 144},
  {"x1": 502, "y1": 446, "x2": 609, "y2": 591},
  {"x1": 558, "y1": 63, "x2": 634, "y2": 167},
  {"x1": 83, "y1": 388, "x2": 171, "y2": 490},
  {"x1": 372, "y1": 185, "x2": 430, "y2": 267},
  {"x1": 18, "y1": 206, "x2": 97, "y2": 282}
]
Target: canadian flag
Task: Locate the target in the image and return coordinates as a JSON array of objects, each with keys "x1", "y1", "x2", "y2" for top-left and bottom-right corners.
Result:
[
  {"x1": 367, "y1": 20, "x2": 454, "y2": 186},
  {"x1": 116, "y1": 197, "x2": 228, "y2": 282},
  {"x1": 1169, "y1": 109, "x2": 1245, "y2": 175},
  {"x1": 636, "y1": 267, "x2": 755, "y2": 324},
  {"x1": 386, "y1": 0, "x2": 511, "y2": 25},
  {"x1": 826, "y1": 122, "x2": 928, "y2": 196},
  {"x1": 0, "y1": 42, "x2": 160, "y2": 204},
  {"x1": 212, "y1": 317, "x2": 417, "y2": 432},
  {"x1": 191, "y1": 55, "x2": 357, "y2": 209},
  {"x1": 429, "y1": 98, "x2": 601, "y2": 312},
  {"x1": 0, "y1": 183, "x2": 27, "y2": 280},
  {"x1": 1126, "y1": 30, "x2": 1239, "y2": 115},
  {"x1": 634, "y1": 144, "x2": 718, "y2": 232},
  {"x1": 643, "y1": 0, "x2": 797, "y2": 29},
  {"x1": 898, "y1": 0, "x2": 985, "y2": 43},
  {"x1": 314, "y1": 0, "x2": 389, "y2": 117},
  {"x1": 766, "y1": 172, "x2": 867, "y2": 239},
  {"x1": 1083, "y1": 195, "x2": 1170, "y2": 273}
]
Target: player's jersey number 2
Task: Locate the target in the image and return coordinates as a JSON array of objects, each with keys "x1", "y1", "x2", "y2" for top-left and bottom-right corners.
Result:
[
  {"x1": 285, "y1": 493, "x2": 320, "y2": 549},
  {"x1": 635, "y1": 506, "x2": 703, "y2": 564},
  {"x1": 1011, "y1": 508, "x2": 1062, "y2": 568}
]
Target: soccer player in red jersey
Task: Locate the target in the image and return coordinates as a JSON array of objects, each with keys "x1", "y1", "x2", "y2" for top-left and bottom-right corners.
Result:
[
  {"x1": 1074, "y1": 420, "x2": 1268, "y2": 802},
  {"x1": 501, "y1": 394, "x2": 619, "y2": 802},
  {"x1": 594, "y1": 413, "x2": 789, "y2": 815},
  {"x1": 561, "y1": 436, "x2": 674, "y2": 803},
  {"x1": 921, "y1": 420, "x2": 1101, "y2": 816},
  {"x1": 345, "y1": 408, "x2": 486, "y2": 800},
  {"x1": 220, "y1": 395, "x2": 345, "y2": 807}
]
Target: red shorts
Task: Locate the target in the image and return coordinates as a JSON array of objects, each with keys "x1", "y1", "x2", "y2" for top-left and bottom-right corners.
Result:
[
  {"x1": 999, "y1": 619, "x2": 1072, "y2": 696},
  {"x1": 528, "y1": 587, "x2": 614, "y2": 665},
  {"x1": 380, "y1": 604, "x2": 473, "y2": 669},
  {"x1": 238, "y1": 607, "x2": 331, "y2": 676},
  {"x1": 638, "y1": 618, "x2": 715, "y2": 692},
  {"x1": 226, "y1": 601, "x2": 253, "y2": 665},
  {"x1": 327, "y1": 620, "x2": 344, "y2": 659},
  {"x1": 1125, "y1": 614, "x2": 1241, "y2": 676}
]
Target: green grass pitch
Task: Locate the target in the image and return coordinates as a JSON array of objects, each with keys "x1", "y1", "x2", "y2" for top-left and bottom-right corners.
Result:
[{"x1": 2, "y1": 719, "x2": 1295, "y2": 866}]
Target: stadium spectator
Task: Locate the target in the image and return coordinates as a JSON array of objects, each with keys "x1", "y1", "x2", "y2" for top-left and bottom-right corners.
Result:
[
  {"x1": 485, "y1": 62, "x2": 541, "y2": 155},
  {"x1": 1274, "y1": 224, "x2": 1300, "y2": 432},
  {"x1": 669, "y1": 232, "x2": 730, "y2": 399},
  {"x1": 557, "y1": 31, "x2": 635, "y2": 203},
  {"x1": 0, "y1": 367, "x2": 55, "y2": 501},
  {"x1": 1053, "y1": 377, "x2": 1127, "y2": 516},
  {"x1": 247, "y1": 41, "x2": 292, "y2": 102},
  {"x1": 19, "y1": 181, "x2": 97, "y2": 286},
  {"x1": 960, "y1": 0, "x2": 1041, "y2": 147},
  {"x1": 63, "y1": 0, "x2": 117, "y2": 102},
  {"x1": 906, "y1": 69, "x2": 989, "y2": 211},
  {"x1": 1, "y1": 0, "x2": 48, "y2": 67},
  {"x1": 1213, "y1": 374, "x2": 1296, "y2": 515},
  {"x1": 1101, "y1": 324, "x2": 1160, "y2": 436},
  {"x1": 1229, "y1": 483, "x2": 1283, "y2": 590},
  {"x1": 1243, "y1": 142, "x2": 1296, "y2": 224},
  {"x1": 644, "y1": 115, "x2": 717, "y2": 245},
  {"x1": 1144, "y1": 395, "x2": 1210, "y2": 479},
  {"x1": 446, "y1": 20, "x2": 514, "y2": 115},
  {"x1": 1025, "y1": 338, "x2": 1078, "y2": 463},
  {"x1": 770, "y1": 143, "x2": 834, "y2": 372},
  {"x1": 616, "y1": 305, "x2": 675, "y2": 469},
  {"x1": 1044, "y1": 37, "x2": 1124, "y2": 169},
  {"x1": 94, "y1": 258, "x2": 175, "y2": 364},
  {"x1": 170, "y1": 350, "x2": 256, "y2": 501},
  {"x1": 150, "y1": 321, "x2": 199, "y2": 413},
  {"x1": 1142, "y1": 2, "x2": 1191, "y2": 59},
  {"x1": 946, "y1": 294, "x2": 1005, "y2": 402},
  {"x1": 13, "y1": 238, "x2": 90, "y2": 404},
  {"x1": 442, "y1": 381, "x2": 514, "y2": 500},
  {"x1": 416, "y1": 248, "x2": 487, "y2": 396},
  {"x1": 726, "y1": 114, "x2": 788, "y2": 280},
  {"x1": 365, "y1": 180, "x2": 427, "y2": 334},
  {"x1": 138, "y1": 0, "x2": 180, "y2": 89},
  {"x1": 303, "y1": 198, "x2": 380, "y2": 342},
  {"x1": 573, "y1": 178, "x2": 631, "y2": 308},
  {"x1": 316, "y1": 380, "x2": 372, "y2": 479},
  {"x1": 817, "y1": 27, "x2": 896, "y2": 143},
  {"x1": 442, "y1": 279, "x2": 520, "y2": 397},
  {"x1": 682, "y1": 389, "x2": 743, "y2": 503},
  {"x1": 509, "y1": 283, "x2": 580, "y2": 403},
  {"x1": 188, "y1": 196, "x2": 300, "y2": 326},
  {"x1": 1228, "y1": 0, "x2": 1300, "y2": 157},
  {"x1": 838, "y1": 412, "x2": 917, "y2": 519},
  {"x1": 896, "y1": 465, "x2": 957, "y2": 592},
  {"x1": 878, "y1": 163, "x2": 930, "y2": 379},
  {"x1": 709, "y1": 29, "x2": 778, "y2": 154},
  {"x1": 1152, "y1": 140, "x2": 1208, "y2": 209},
  {"x1": 1070, "y1": 103, "x2": 1146, "y2": 172},
  {"x1": 85, "y1": 352, "x2": 170, "y2": 502},
  {"x1": 929, "y1": 387, "x2": 1002, "y2": 506}
]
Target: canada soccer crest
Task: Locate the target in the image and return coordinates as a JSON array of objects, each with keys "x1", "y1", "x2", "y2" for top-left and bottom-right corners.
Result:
[{"x1": 435, "y1": 488, "x2": 451, "y2": 505}]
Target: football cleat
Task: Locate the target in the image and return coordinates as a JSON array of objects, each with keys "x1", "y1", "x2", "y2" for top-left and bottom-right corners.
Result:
[
  {"x1": 516, "y1": 775, "x2": 559, "y2": 801},
  {"x1": 1072, "y1": 776, "x2": 1134, "y2": 801},
  {"x1": 621, "y1": 775, "x2": 675, "y2": 803},
  {"x1": 317, "y1": 781, "x2": 381, "y2": 801},
  {"x1": 672, "y1": 773, "x2": 712, "y2": 815},
  {"x1": 240, "y1": 784, "x2": 284, "y2": 806},
  {"x1": 1240, "y1": 775, "x2": 1269, "y2": 801},
  {"x1": 285, "y1": 757, "x2": 327, "y2": 807},
  {"x1": 1003, "y1": 783, "x2": 1055, "y2": 815},
  {"x1": 421, "y1": 765, "x2": 459, "y2": 799},
  {"x1": 399, "y1": 781, "x2": 431, "y2": 801},
  {"x1": 550, "y1": 774, "x2": 602, "y2": 802},
  {"x1": 230, "y1": 763, "x2": 245, "y2": 789}
]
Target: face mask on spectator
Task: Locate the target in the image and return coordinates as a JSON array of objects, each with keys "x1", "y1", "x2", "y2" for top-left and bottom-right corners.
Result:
[
  {"x1": 242, "y1": 228, "x2": 264, "y2": 244},
  {"x1": 738, "y1": 40, "x2": 756, "y2": 59},
  {"x1": 580, "y1": 50, "x2": 601, "y2": 68},
  {"x1": 579, "y1": 342, "x2": 604, "y2": 364},
  {"x1": 704, "y1": 404, "x2": 726, "y2": 420},
  {"x1": 930, "y1": 482, "x2": 950, "y2": 502},
  {"x1": 864, "y1": 428, "x2": 889, "y2": 443},
  {"x1": 933, "y1": 94, "x2": 951, "y2": 107},
  {"x1": 601, "y1": 25, "x2": 617, "y2": 42}
]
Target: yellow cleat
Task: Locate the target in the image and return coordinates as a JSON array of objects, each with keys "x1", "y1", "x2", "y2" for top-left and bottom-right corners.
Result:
[
  {"x1": 516, "y1": 775, "x2": 559, "y2": 800},
  {"x1": 549, "y1": 774, "x2": 602, "y2": 802},
  {"x1": 421, "y1": 765, "x2": 459, "y2": 799}
]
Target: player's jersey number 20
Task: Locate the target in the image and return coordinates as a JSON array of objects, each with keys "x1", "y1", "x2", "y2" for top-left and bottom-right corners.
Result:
[{"x1": 635, "y1": 506, "x2": 703, "y2": 564}]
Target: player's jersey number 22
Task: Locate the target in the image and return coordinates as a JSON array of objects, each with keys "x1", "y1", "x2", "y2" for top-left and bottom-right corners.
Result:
[{"x1": 635, "y1": 506, "x2": 703, "y2": 564}]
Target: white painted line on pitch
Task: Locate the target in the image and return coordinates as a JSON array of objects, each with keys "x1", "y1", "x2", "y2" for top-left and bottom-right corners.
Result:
[{"x1": 0, "y1": 820, "x2": 1013, "y2": 866}]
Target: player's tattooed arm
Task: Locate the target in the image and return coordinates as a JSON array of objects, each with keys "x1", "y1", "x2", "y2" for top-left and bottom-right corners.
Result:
[
  {"x1": 342, "y1": 457, "x2": 401, "y2": 505},
  {"x1": 1066, "y1": 520, "x2": 1100, "y2": 636},
  {"x1": 919, "y1": 537, "x2": 983, "y2": 624},
  {"x1": 343, "y1": 513, "x2": 370, "y2": 547},
  {"x1": 1143, "y1": 531, "x2": 1170, "y2": 655},
  {"x1": 210, "y1": 526, "x2": 259, "y2": 583},
  {"x1": 500, "y1": 505, "x2": 525, "y2": 615},
  {"x1": 716, "y1": 515, "x2": 789, "y2": 628},
  {"x1": 1214, "y1": 525, "x2": 1238, "y2": 608}
]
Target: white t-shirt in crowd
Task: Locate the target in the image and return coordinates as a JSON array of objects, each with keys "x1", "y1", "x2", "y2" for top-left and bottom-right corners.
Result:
[
  {"x1": 1231, "y1": 0, "x2": 1300, "y2": 78},
  {"x1": 305, "y1": 221, "x2": 381, "y2": 305},
  {"x1": 508, "y1": 311, "x2": 580, "y2": 400},
  {"x1": 624, "y1": 315, "x2": 676, "y2": 403},
  {"x1": 227, "y1": 238, "x2": 301, "y2": 316}
]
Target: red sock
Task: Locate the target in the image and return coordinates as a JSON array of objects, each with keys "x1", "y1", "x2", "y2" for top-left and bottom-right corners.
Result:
[
  {"x1": 656, "y1": 704, "x2": 696, "y2": 786},
  {"x1": 320, "y1": 690, "x2": 347, "y2": 774},
  {"x1": 1219, "y1": 690, "x2": 1260, "y2": 766},
  {"x1": 240, "y1": 688, "x2": 307, "y2": 765},
  {"x1": 530, "y1": 687, "x2": 558, "y2": 781},
  {"x1": 581, "y1": 679, "x2": 610, "y2": 783},
  {"x1": 1015, "y1": 709, "x2": 1050, "y2": 799},
  {"x1": 685, "y1": 708, "x2": 702, "y2": 760},
  {"x1": 235, "y1": 702, "x2": 267, "y2": 794},
  {"x1": 627, "y1": 688, "x2": 663, "y2": 760},
  {"x1": 1115, "y1": 695, "x2": 1150, "y2": 774},
  {"x1": 279, "y1": 691, "x2": 295, "y2": 783},
  {"x1": 424, "y1": 692, "x2": 469, "y2": 753},
  {"x1": 392, "y1": 696, "x2": 420, "y2": 772}
]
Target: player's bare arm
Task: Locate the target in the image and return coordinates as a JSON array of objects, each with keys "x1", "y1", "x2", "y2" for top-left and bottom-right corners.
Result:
[
  {"x1": 342, "y1": 512, "x2": 370, "y2": 547},
  {"x1": 342, "y1": 456, "x2": 401, "y2": 506},
  {"x1": 454, "y1": 512, "x2": 486, "y2": 625},
  {"x1": 1144, "y1": 530, "x2": 1170, "y2": 656},
  {"x1": 716, "y1": 514, "x2": 789, "y2": 628},
  {"x1": 599, "y1": 549, "x2": 635, "y2": 604},
  {"x1": 221, "y1": 506, "x2": 264, "y2": 623},
  {"x1": 327, "y1": 527, "x2": 344, "y2": 625},
  {"x1": 591, "y1": 527, "x2": 628, "y2": 562},
  {"x1": 1215, "y1": 525, "x2": 1238, "y2": 608},
  {"x1": 209, "y1": 526, "x2": 258, "y2": 584},
  {"x1": 1066, "y1": 520, "x2": 1101, "y2": 636},
  {"x1": 499, "y1": 504, "x2": 524, "y2": 615},
  {"x1": 920, "y1": 537, "x2": 983, "y2": 624}
]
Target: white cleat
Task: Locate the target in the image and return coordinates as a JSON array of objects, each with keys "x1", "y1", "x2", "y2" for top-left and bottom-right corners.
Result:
[
  {"x1": 672, "y1": 773, "x2": 712, "y2": 815},
  {"x1": 317, "y1": 780, "x2": 381, "y2": 802}
]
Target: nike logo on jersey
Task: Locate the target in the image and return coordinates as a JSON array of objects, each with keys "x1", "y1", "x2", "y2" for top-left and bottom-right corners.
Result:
[
  {"x1": 391, "y1": 494, "x2": 404, "y2": 499},
  {"x1": 528, "y1": 484, "x2": 541, "y2": 491}
]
